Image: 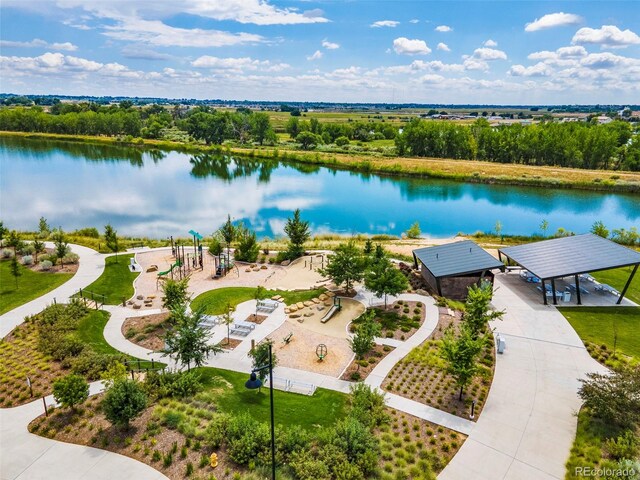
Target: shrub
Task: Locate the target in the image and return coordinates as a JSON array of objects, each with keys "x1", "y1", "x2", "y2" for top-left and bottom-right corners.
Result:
[
  {"x1": 2, "y1": 249, "x2": 14, "y2": 258},
  {"x1": 22, "y1": 255, "x2": 33, "y2": 265},
  {"x1": 335, "y1": 136, "x2": 350, "y2": 147},
  {"x1": 225, "y1": 413, "x2": 271, "y2": 465},
  {"x1": 144, "y1": 370, "x2": 202, "y2": 399},
  {"x1": 71, "y1": 350, "x2": 118, "y2": 379},
  {"x1": 102, "y1": 380, "x2": 147, "y2": 427},
  {"x1": 289, "y1": 450, "x2": 330, "y2": 480},
  {"x1": 62, "y1": 252, "x2": 80, "y2": 264},
  {"x1": 605, "y1": 431, "x2": 638, "y2": 460},
  {"x1": 40, "y1": 260, "x2": 53, "y2": 271},
  {"x1": 204, "y1": 413, "x2": 230, "y2": 449},
  {"x1": 350, "y1": 372, "x2": 361, "y2": 381},
  {"x1": 52, "y1": 374, "x2": 89, "y2": 410}
]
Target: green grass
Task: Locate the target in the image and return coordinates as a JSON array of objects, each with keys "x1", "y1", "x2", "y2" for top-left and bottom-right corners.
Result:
[
  {"x1": 74, "y1": 309, "x2": 162, "y2": 369},
  {"x1": 196, "y1": 367, "x2": 348, "y2": 430},
  {"x1": 78, "y1": 254, "x2": 139, "y2": 305},
  {"x1": 558, "y1": 306, "x2": 640, "y2": 361},
  {"x1": 0, "y1": 259, "x2": 73, "y2": 315},
  {"x1": 591, "y1": 266, "x2": 640, "y2": 304},
  {"x1": 190, "y1": 286, "x2": 326, "y2": 315}
]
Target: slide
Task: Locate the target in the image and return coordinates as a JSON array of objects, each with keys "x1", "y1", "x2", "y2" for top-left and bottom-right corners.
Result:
[
  {"x1": 320, "y1": 304, "x2": 339, "y2": 324},
  {"x1": 158, "y1": 260, "x2": 181, "y2": 277}
]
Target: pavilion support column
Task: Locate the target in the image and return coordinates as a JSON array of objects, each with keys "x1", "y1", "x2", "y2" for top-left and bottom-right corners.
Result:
[
  {"x1": 435, "y1": 278, "x2": 443, "y2": 297},
  {"x1": 551, "y1": 278, "x2": 558, "y2": 305},
  {"x1": 541, "y1": 279, "x2": 548, "y2": 305},
  {"x1": 617, "y1": 264, "x2": 639, "y2": 305},
  {"x1": 575, "y1": 274, "x2": 582, "y2": 305}
]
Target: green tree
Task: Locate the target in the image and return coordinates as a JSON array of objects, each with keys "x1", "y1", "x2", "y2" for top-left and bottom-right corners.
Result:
[
  {"x1": 102, "y1": 379, "x2": 147, "y2": 428},
  {"x1": 254, "y1": 286, "x2": 267, "y2": 320},
  {"x1": 363, "y1": 239, "x2": 373, "y2": 255},
  {"x1": 38, "y1": 216, "x2": 50, "y2": 238},
  {"x1": 248, "y1": 338, "x2": 278, "y2": 382},
  {"x1": 221, "y1": 302, "x2": 235, "y2": 345},
  {"x1": 208, "y1": 235, "x2": 223, "y2": 256},
  {"x1": 52, "y1": 374, "x2": 89, "y2": 411},
  {"x1": 0, "y1": 221, "x2": 7, "y2": 246},
  {"x1": 104, "y1": 223, "x2": 120, "y2": 260},
  {"x1": 540, "y1": 219, "x2": 549, "y2": 237},
  {"x1": 220, "y1": 214, "x2": 236, "y2": 262},
  {"x1": 285, "y1": 116, "x2": 300, "y2": 139},
  {"x1": 296, "y1": 131, "x2": 321, "y2": 150},
  {"x1": 405, "y1": 222, "x2": 421, "y2": 239},
  {"x1": 494, "y1": 220, "x2": 503, "y2": 240},
  {"x1": 350, "y1": 310, "x2": 381, "y2": 362},
  {"x1": 284, "y1": 209, "x2": 310, "y2": 260},
  {"x1": 161, "y1": 306, "x2": 222, "y2": 370},
  {"x1": 51, "y1": 227, "x2": 68, "y2": 267},
  {"x1": 9, "y1": 256, "x2": 22, "y2": 288},
  {"x1": 320, "y1": 240, "x2": 366, "y2": 293},
  {"x1": 364, "y1": 257, "x2": 409, "y2": 308},
  {"x1": 32, "y1": 238, "x2": 46, "y2": 263},
  {"x1": 250, "y1": 112, "x2": 274, "y2": 145},
  {"x1": 440, "y1": 326, "x2": 486, "y2": 400},
  {"x1": 234, "y1": 224, "x2": 260, "y2": 262},
  {"x1": 591, "y1": 220, "x2": 609, "y2": 239},
  {"x1": 463, "y1": 281, "x2": 504, "y2": 338},
  {"x1": 6, "y1": 230, "x2": 23, "y2": 255},
  {"x1": 162, "y1": 278, "x2": 190, "y2": 311}
]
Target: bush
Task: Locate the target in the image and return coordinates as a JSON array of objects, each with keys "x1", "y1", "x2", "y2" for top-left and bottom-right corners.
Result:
[
  {"x1": 605, "y1": 431, "x2": 638, "y2": 460},
  {"x1": 22, "y1": 255, "x2": 33, "y2": 265},
  {"x1": 102, "y1": 380, "x2": 147, "y2": 427},
  {"x1": 72, "y1": 227, "x2": 100, "y2": 238},
  {"x1": 71, "y1": 350, "x2": 118, "y2": 379},
  {"x1": 330, "y1": 416, "x2": 379, "y2": 473},
  {"x1": 204, "y1": 412, "x2": 231, "y2": 449},
  {"x1": 40, "y1": 260, "x2": 53, "y2": 271},
  {"x1": 350, "y1": 383, "x2": 389, "y2": 428},
  {"x1": 62, "y1": 252, "x2": 80, "y2": 264},
  {"x1": 21, "y1": 244, "x2": 35, "y2": 256},
  {"x1": 2, "y1": 249, "x2": 14, "y2": 258},
  {"x1": 144, "y1": 370, "x2": 202, "y2": 399},
  {"x1": 52, "y1": 374, "x2": 89, "y2": 410},
  {"x1": 335, "y1": 136, "x2": 350, "y2": 147},
  {"x1": 289, "y1": 450, "x2": 331, "y2": 480},
  {"x1": 225, "y1": 413, "x2": 271, "y2": 465}
]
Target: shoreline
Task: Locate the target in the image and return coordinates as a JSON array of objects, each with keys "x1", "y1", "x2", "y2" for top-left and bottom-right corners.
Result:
[{"x1": 2, "y1": 130, "x2": 639, "y2": 194}]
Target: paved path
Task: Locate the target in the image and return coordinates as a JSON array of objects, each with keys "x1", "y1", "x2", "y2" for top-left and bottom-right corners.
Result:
[
  {"x1": 438, "y1": 273, "x2": 607, "y2": 480},
  {"x1": 0, "y1": 383, "x2": 166, "y2": 480},
  {"x1": 0, "y1": 243, "x2": 105, "y2": 338}
]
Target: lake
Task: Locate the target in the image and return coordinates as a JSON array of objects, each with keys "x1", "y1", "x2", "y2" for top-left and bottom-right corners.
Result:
[{"x1": 1, "y1": 136, "x2": 638, "y2": 239}]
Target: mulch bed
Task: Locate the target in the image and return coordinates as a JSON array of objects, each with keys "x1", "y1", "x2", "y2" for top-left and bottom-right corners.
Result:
[
  {"x1": 217, "y1": 338, "x2": 242, "y2": 351},
  {"x1": 245, "y1": 314, "x2": 267, "y2": 324},
  {"x1": 123, "y1": 313, "x2": 171, "y2": 351},
  {"x1": 340, "y1": 344, "x2": 395, "y2": 382},
  {"x1": 376, "y1": 300, "x2": 426, "y2": 341}
]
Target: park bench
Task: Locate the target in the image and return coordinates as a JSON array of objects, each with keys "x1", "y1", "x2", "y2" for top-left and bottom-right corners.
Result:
[
  {"x1": 283, "y1": 332, "x2": 293, "y2": 344},
  {"x1": 230, "y1": 328, "x2": 250, "y2": 337},
  {"x1": 257, "y1": 299, "x2": 279, "y2": 313}
]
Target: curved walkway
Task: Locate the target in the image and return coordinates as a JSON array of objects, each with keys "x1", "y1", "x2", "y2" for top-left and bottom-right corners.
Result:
[
  {"x1": 438, "y1": 274, "x2": 607, "y2": 480},
  {"x1": 0, "y1": 243, "x2": 106, "y2": 338}
]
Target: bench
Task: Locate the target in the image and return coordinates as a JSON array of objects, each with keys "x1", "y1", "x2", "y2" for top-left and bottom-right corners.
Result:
[
  {"x1": 257, "y1": 299, "x2": 279, "y2": 313},
  {"x1": 230, "y1": 328, "x2": 250, "y2": 337},
  {"x1": 283, "y1": 332, "x2": 293, "y2": 344},
  {"x1": 233, "y1": 322, "x2": 256, "y2": 331}
]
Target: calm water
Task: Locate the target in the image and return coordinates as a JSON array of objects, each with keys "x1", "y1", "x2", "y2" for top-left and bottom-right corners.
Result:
[{"x1": 1, "y1": 136, "x2": 638, "y2": 239}]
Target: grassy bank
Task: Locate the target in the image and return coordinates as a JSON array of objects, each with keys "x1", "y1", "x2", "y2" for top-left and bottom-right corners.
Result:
[
  {"x1": 0, "y1": 259, "x2": 73, "y2": 315},
  {"x1": 76, "y1": 254, "x2": 139, "y2": 305},
  {"x1": 3, "y1": 131, "x2": 639, "y2": 193}
]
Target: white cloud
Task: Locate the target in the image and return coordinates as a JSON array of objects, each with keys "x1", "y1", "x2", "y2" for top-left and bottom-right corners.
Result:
[
  {"x1": 393, "y1": 37, "x2": 431, "y2": 55},
  {"x1": 103, "y1": 18, "x2": 263, "y2": 48},
  {"x1": 371, "y1": 20, "x2": 399, "y2": 28},
  {"x1": 181, "y1": 0, "x2": 329, "y2": 25},
  {"x1": 419, "y1": 74, "x2": 445, "y2": 84},
  {"x1": 191, "y1": 56, "x2": 288, "y2": 72},
  {"x1": 525, "y1": 12, "x2": 582, "y2": 32},
  {"x1": 437, "y1": 42, "x2": 450, "y2": 52},
  {"x1": 409, "y1": 19, "x2": 419, "y2": 24},
  {"x1": 556, "y1": 46, "x2": 588, "y2": 58},
  {"x1": 484, "y1": 39, "x2": 498, "y2": 47},
  {"x1": 580, "y1": 52, "x2": 640, "y2": 69},
  {"x1": 120, "y1": 45, "x2": 173, "y2": 60},
  {"x1": 572, "y1": 25, "x2": 640, "y2": 48},
  {"x1": 435, "y1": 25, "x2": 452, "y2": 32},
  {"x1": 321, "y1": 39, "x2": 340, "y2": 50},
  {"x1": 462, "y1": 57, "x2": 489, "y2": 71},
  {"x1": 472, "y1": 47, "x2": 507, "y2": 60},
  {"x1": 0, "y1": 38, "x2": 78, "y2": 51},
  {"x1": 509, "y1": 62, "x2": 552, "y2": 77},
  {"x1": 307, "y1": 50, "x2": 323, "y2": 61}
]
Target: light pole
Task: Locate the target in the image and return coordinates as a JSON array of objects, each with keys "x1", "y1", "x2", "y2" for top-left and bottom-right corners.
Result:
[{"x1": 245, "y1": 342, "x2": 276, "y2": 480}]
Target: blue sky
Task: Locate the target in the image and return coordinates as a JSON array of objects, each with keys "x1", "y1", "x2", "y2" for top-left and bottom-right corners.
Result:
[{"x1": 1, "y1": 1, "x2": 639, "y2": 104}]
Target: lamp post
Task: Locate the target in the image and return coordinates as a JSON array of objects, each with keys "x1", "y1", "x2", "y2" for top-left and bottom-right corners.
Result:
[{"x1": 245, "y1": 343, "x2": 276, "y2": 480}]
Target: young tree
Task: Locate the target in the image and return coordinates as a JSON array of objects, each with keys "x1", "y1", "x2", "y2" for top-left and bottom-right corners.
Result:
[
  {"x1": 9, "y1": 256, "x2": 21, "y2": 288},
  {"x1": 364, "y1": 258, "x2": 409, "y2": 308},
  {"x1": 102, "y1": 379, "x2": 147, "y2": 428},
  {"x1": 221, "y1": 302, "x2": 235, "y2": 345},
  {"x1": 349, "y1": 310, "x2": 381, "y2": 363},
  {"x1": 248, "y1": 338, "x2": 278, "y2": 382},
  {"x1": 320, "y1": 240, "x2": 366, "y2": 293},
  {"x1": 32, "y1": 238, "x2": 46, "y2": 263},
  {"x1": 540, "y1": 219, "x2": 549, "y2": 238},
  {"x1": 405, "y1": 222, "x2": 421, "y2": 239},
  {"x1": 234, "y1": 224, "x2": 260, "y2": 262},
  {"x1": 162, "y1": 278, "x2": 190, "y2": 311},
  {"x1": 254, "y1": 286, "x2": 267, "y2": 320},
  {"x1": 38, "y1": 216, "x2": 51, "y2": 238},
  {"x1": 463, "y1": 281, "x2": 504, "y2": 338},
  {"x1": 51, "y1": 227, "x2": 68, "y2": 267},
  {"x1": 363, "y1": 239, "x2": 373, "y2": 255},
  {"x1": 220, "y1": 214, "x2": 236, "y2": 262},
  {"x1": 0, "y1": 221, "x2": 7, "y2": 246},
  {"x1": 161, "y1": 306, "x2": 222, "y2": 370},
  {"x1": 52, "y1": 374, "x2": 89, "y2": 411},
  {"x1": 590, "y1": 220, "x2": 609, "y2": 239},
  {"x1": 6, "y1": 230, "x2": 23, "y2": 255},
  {"x1": 250, "y1": 112, "x2": 274, "y2": 145},
  {"x1": 296, "y1": 131, "x2": 321, "y2": 150},
  {"x1": 104, "y1": 223, "x2": 120, "y2": 260},
  {"x1": 440, "y1": 326, "x2": 486, "y2": 400},
  {"x1": 494, "y1": 220, "x2": 503, "y2": 240},
  {"x1": 208, "y1": 234, "x2": 224, "y2": 256},
  {"x1": 284, "y1": 209, "x2": 310, "y2": 260}
]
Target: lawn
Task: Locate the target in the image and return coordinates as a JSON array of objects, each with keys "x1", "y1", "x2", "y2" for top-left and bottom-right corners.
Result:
[
  {"x1": 0, "y1": 259, "x2": 73, "y2": 315},
  {"x1": 190, "y1": 286, "x2": 325, "y2": 315},
  {"x1": 78, "y1": 253, "x2": 139, "y2": 305},
  {"x1": 196, "y1": 367, "x2": 348, "y2": 430},
  {"x1": 558, "y1": 306, "x2": 640, "y2": 363},
  {"x1": 591, "y1": 266, "x2": 640, "y2": 304}
]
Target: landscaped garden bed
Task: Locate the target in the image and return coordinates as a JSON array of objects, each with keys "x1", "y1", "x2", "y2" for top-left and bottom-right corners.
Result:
[
  {"x1": 123, "y1": 312, "x2": 171, "y2": 351},
  {"x1": 340, "y1": 343, "x2": 395, "y2": 381},
  {"x1": 382, "y1": 309, "x2": 495, "y2": 421},
  {"x1": 370, "y1": 300, "x2": 426, "y2": 340}
]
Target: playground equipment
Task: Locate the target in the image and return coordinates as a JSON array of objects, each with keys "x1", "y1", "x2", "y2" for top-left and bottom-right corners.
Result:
[
  {"x1": 320, "y1": 296, "x2": 342, "y2": 324},
  {"x1": 304, "y1": 254, "x2": 325, "y2": 271},
  {"x1": 212, "y1": 252, "x2": 239, "y2": 278},
  {"x1": 316, "y1": 344, "x2": 327, "y2": 361},
  {"x1": 188, "y1": 229, "x2": 204, "y2": 270},
  {"x1": 283, "y1": 332, "x2": 293, "y2": 345}
]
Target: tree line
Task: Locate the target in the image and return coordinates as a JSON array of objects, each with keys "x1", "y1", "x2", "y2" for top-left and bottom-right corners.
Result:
[{"x1": 396, "y1": 118, "x2": 639, "y2": 171}]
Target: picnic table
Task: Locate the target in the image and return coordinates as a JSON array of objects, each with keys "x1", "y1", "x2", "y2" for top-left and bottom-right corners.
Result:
[
  {"x1": 257, "y1": 299, "x2": 279, "y2": 313},
  {"x1": 595, "y1": 283, "x2": 620, "y2": 296}
]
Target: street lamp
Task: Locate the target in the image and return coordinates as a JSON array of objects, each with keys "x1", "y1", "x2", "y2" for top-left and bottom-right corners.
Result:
[{"x1": 245, "y1": 342, "x2": 276, "y2": 480}]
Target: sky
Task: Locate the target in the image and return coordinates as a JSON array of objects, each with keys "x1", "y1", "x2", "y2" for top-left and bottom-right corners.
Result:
[{"x1": 0, "y1": 1, "x2": 639, "y2": 104}]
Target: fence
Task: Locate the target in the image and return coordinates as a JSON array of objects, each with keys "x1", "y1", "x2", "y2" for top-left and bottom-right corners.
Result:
[
  {"x1": 266, "y1": 376, "x2": 317, "y2": 396},
  {"x1": 76, "y1": 288, "x2": 107, "y2": 310}
]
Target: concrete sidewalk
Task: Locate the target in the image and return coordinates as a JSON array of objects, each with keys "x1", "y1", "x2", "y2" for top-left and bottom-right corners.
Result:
[
  {"x1": 0, "y1": 383, "x2": 166, "y2": 480},
  {"x1": 0, "y1": 243, "x2": 106, "y2": 338},
  {"x1": 438, "y1": 274, "x2": 607, "y2": 480}
]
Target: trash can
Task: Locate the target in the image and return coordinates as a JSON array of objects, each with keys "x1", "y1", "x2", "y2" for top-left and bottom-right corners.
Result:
[
  {"x1": 563, "y1": 291, "x2": 571, "y2": 302},
  {"x1": 497, "y1": 334, "x2": 506, "y2": 354}
]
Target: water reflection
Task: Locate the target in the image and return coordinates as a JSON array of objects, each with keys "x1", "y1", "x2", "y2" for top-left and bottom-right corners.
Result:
[{"x1": 0, "y1": 136, "x2": 638, "y2": 239}]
